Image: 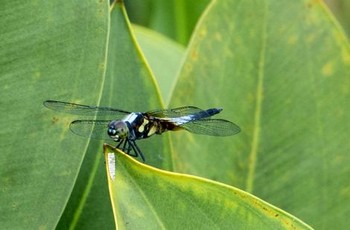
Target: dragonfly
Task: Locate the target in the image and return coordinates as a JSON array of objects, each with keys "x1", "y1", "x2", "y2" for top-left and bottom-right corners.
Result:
[{"x1": 44, "y1": 100, "x2": 240, "y2": 162}]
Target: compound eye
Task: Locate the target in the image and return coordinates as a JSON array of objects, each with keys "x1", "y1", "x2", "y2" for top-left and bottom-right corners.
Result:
[
  {"x1": 107, "y1": 122, "x2": 117, "y2": 136},
  {"x1": 108, "y1": 127, "x2": 116, "y2": 136}
]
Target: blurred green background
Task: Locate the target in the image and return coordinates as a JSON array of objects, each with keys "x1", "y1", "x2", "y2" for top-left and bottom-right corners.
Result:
[{"x1": 125, "y1": 0, "x2": 350, "y2": 45}]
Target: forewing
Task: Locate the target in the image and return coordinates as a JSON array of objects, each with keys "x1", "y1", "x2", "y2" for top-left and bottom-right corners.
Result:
[
  {"x1": 69, "y1": 120, "x2": 111, "y2": 140},
  {"x1": 44, "y1": 100, "x2": 130, "y2": 119},
  {"x1": 180, "y1": 119, "x2": 241, "y2": 136},
  {"x1": 147, "y1": 106, "x2": 204, "y2": 118}
]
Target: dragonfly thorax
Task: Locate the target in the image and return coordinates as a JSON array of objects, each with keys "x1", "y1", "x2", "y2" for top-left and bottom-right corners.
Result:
[{"x1": 107, "y1": 120, "x2": 129, "y2": 141}]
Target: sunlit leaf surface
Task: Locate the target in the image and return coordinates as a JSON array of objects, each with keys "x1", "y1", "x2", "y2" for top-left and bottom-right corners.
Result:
[{"x1": 104, "y1": 144, "x2": 313, "y2": 230}]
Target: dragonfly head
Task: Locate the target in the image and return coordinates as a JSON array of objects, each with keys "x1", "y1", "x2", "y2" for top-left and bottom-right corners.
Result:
[{"x1": 107, "y1": 120, "x2": 129, "y2": 141}]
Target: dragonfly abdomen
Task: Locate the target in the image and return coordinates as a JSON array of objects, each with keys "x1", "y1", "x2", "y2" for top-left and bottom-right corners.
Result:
[
  {"x1": 170, "y1": 108, "x2": 223, "y2": 126},
  {"x1": 204, "y1": 108, "x2": 223, "y2": 116}
]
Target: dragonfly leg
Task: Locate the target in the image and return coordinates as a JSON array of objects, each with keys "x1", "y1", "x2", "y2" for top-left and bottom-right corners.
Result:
[
  {"x1": 116, "y1": 139, "x2": 132, "y2": 155},
  {"x1": 122, "y1": 139, "x2": 128, "y2": 151},
  {"x1": 116, "y1": 139, "x2": 124, "y2": 148},
  {"x1": 121, "y1": 139, "x2": 138, "y2": 158},
  {"x1": 127, "y1": 139, "x2": 145, "y2": 162},
  {"x1": 115, "y1": 139, "x2": 145, "y2": 162},
  {"x1": 125, "y1": 140, "x2": 133, "y2": 154},
  {"x1": 115, "y1": 139, "x2": 130, "y2": 155}
]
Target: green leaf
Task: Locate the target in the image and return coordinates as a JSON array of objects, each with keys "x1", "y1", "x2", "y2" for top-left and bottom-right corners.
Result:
[
  {"x1": 57, "y1": 2, "x2": 171, "y2": 229},
  {"x1": 133, "y1": 25, "x2": 185, "y2": 105},
  {"x1": 170, "y1": 0, "x2": 350, "y2": 229},
  {"x1": 126, "y1": 0, "x2": 210, "y2": 45},
  {"x1": 98, "y1": 2, "x2": 170, "y2": 168},
  {"x1": 104, "y1": 144, "x2": 312, "y2": 229},
  {"x1": 148, "y1": 0, "x2": 210, "y2": 45},
  {"x1": 325, "y1": 0, "x2": 350, "y2": 37},
  {"x1": 0, "y1": 0, "x2": 168, "y2": 229},
  {"x1": 0, "y1": 1, "x2": 109, "y2": 229}
]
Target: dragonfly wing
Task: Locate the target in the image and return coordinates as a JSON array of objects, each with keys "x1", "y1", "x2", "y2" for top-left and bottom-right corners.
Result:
[
  {"x1": 147, "y1": 106, "x2": 204, "y2": 118},
  {"x1": 44, "y1": 100, "x2": 130, "y2": 119},
  {"x1": 69, "y1": 120, "x2": 111, "y2": 140},
  {"x1": 179, "y1": 119, "x2": 241, "y2": 136}
]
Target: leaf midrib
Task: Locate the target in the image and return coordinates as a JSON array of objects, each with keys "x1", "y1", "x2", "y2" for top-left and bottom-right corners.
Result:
[{"x1": 245, "y1": 3, "x2": 267, "y2": 193}]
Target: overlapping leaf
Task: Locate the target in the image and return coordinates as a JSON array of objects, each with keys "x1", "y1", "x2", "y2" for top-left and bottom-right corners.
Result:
[{"x1": 104, "y1": 145, "x2": 312, "y2": 229}]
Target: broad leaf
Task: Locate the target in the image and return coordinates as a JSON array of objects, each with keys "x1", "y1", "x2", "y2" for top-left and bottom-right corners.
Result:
[
  {"x1": 126, "y1": 0, "x2": 210, "y2": 45},
  {"x1": 0, "y1": 0, "x2": 167, "y2": 229},
  {"x1": 57, "y1": 2, "x2": 170, "y2": 229},
  {"x1": 325, "y1": 0, "x2": 350, "y2": 36},
  {"x1": 104, "y1": 144, "x2": 312, "y2": 229},
  {"x1": 0, "y1": 1, "x2": 109, "y2": 229},
  {"x1": 133, "y1": 25, "x2": 185, "y2": 105},
  {"x1": 170, "y1": 0, "x2": 350, "y2": 229}
]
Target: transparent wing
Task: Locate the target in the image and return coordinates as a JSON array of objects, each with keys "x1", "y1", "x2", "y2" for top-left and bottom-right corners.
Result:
[
  {"x1": 147, "y1": 106, "x2": 205, "y2": 118},
  {"x1": 179, "y1": 119, "x2": 241, "y2": 136},
  {"x1": 44, "y1": 100, "x2": 130, "y2": 119},
  {"x1": 69, "y1": 120, "x2": 111, "y2": 140}
]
